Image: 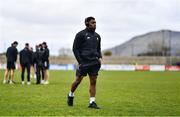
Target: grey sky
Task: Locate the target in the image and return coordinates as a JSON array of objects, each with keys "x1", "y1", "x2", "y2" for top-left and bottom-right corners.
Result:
[{"x1": 0, "y1": 0, "x2": 180, "y2": 55}]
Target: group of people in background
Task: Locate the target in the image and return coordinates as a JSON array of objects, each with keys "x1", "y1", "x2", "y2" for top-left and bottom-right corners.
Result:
[{"x1": 3, "y1": 41, "x2": 50, "y2": 85}]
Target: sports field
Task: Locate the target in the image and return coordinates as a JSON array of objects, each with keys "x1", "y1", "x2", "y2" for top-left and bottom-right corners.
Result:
[{"x1": 0, "y1": 70, "x2": 180, "y2": 116}]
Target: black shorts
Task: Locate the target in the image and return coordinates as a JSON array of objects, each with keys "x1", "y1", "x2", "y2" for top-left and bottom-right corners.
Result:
[
  {"x1": 7, "y1": 61, "x2": 15, "y2": 70},
  {"x1": 44, "y1": 61, "x2": 49, "y2": 70},
  {"x1": 76, "y1": 63, "x2": 101, "y2": 77}
]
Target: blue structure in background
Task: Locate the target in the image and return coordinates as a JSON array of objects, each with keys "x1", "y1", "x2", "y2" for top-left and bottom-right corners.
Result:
[{"x1": 50, "y1": 64, "x2": 76, "y2": 70}]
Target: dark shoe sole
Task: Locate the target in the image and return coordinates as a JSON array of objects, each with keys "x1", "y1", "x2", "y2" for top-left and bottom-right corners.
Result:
[
  {"x1": 88, "y1": 106, "x2": 100, "y2": 109},
  {"x1": 67, "y1": 94, "x2": 74, "y2": 106}
]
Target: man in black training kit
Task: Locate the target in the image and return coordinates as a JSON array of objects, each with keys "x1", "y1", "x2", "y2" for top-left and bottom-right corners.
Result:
[
  {"x1": 67, "y1": 17, "x2": 102, "y2": 109},
  {"x1": 19, "y1": 43, "x2": 32, "y2": 85},
  {"x1": 3, "y1": 41, "x2": 18, "y2": 84},
  {"x1": 35, "y1": 44, "x2": 45, "y2": 84}
]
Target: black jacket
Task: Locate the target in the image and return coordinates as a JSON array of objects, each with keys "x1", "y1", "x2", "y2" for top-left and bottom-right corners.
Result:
[
  {"x1": 43, "y1": 48, "x2": 49, "y2": 62},
  {"x1": 32, "y1": 51, "x2": 36, "y2": 64},
  {"x1": 34, "y1": 48, "x2": 45, "y2": 66},
  {"x1": 19, "y1": 47, "x2": 32, "y2": 65},
  {"x1": 73, "y1": 28, "x2": 102, "y2": 65},
  {"x1": 6, "y1": 46, "x2": 18, "y2": 62}
]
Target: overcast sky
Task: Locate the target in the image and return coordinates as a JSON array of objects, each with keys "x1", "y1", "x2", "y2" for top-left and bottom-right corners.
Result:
[{"x1": 0, "y1": 0, "x2": 180, "y2": 55}]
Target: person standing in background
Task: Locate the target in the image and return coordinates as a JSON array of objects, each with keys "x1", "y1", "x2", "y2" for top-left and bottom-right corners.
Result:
[
  {"x1": 3, "y1": 41, "x2": 18, "y2": 84},
  {"x1": 19, "y1": 43, "x2": 32, "y2": 85},
  {"x1": 35, "y1": 44, "x2": 45, "y2": 84},
  {"x1": 42, "y1": 42, "x2": 50, "y2": 84},
  {"x1": 29, "y1": 47, "x2": 36, "y2": 79}
]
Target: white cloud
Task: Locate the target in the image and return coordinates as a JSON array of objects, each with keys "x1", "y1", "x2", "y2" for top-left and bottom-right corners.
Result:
[{"x1": 0, "y1": 0, "x2": 179, "y2": 55}]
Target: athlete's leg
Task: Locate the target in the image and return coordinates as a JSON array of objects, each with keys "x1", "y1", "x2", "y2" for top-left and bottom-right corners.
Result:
[
  {"x1": 71, "y1": 75, "x2": 84, "y2": 93},
  {"x1": 89, "y1": 75, "x2": 97, "y2": 98},
  {"x1": 3, "y1": 69, "x2": 10, "y2": 83}
]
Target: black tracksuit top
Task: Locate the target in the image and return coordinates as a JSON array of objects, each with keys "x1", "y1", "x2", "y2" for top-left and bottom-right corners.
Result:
[
  {"x1": 35, "y1": 48, "x2": 45, "y2": 66},
  {"x1": 43, "y1": 48, "x2": 49, "y2": 62},
  {"x1": 19, "y1": 47, "x2": 32, "y2": 65},
  {"x1": 6, "y1": 46, "x2": 18, "y2": 62},
  {"x1": 73, "y1": 28, "x2": 102, "y2": 65}
]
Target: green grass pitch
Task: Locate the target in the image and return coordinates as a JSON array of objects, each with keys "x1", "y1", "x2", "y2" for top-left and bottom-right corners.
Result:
[{"x1": 0, "y1": 70, "x2": 180, "y2": 116}]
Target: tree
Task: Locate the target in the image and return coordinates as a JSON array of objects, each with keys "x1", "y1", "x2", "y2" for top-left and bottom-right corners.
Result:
[{"x1": 103, "y1": 51, "x2": 112, "y2": 56}]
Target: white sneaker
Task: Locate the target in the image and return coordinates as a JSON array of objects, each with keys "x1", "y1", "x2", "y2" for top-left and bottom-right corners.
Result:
[
  {"x1": 34, "y1": 75, "x2": 37, "y2": 79},
  {"x1": 9, "y1": 80, "x2": 13, "y2": 84},
  {"x1": 3, "y1": 80, "x2": 6, "y2": 84},
  {"x1": 44, "y1": 81, "x2": 49, "y2": 85},
  {"x1": 27, "y1": 82, "x2": 31, "y2": 85},
  {"x1": 22, "y1": 81, "x2": 25, "y2": 85},
  {"x1": 41, "y1": 80, "x2": 45, "y2": 84}
]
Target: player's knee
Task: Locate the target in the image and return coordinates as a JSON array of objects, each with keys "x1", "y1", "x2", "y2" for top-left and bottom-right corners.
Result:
[
  {"x1": 75, "y1": 76, "x2": 83, "y2": 84},
  {"x1": 75, "y1": 80, "x2": 81, "y2": 85}
]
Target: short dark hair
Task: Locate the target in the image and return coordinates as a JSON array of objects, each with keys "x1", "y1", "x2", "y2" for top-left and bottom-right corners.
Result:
[
  {"x1": 85, "y1": 16, "x2": 95, "y2": 27},
  {"x1": 42, "y1": 41, "x2": 48, "y2": 48},
  {"x1": 42, "y1": 42, "x2": 47, "y2": 46},
  {"x1": 13, "y1": 41, "x2": 18, "y2": 45},
  {"x1": 39, "y1": 44, "x2": 42, "y2": 48},
  {"x1": 25, "y1": 43, "x2": 29, "y2": 47}
]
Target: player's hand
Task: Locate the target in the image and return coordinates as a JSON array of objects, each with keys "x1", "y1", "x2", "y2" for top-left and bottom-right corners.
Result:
[
  {"x1": 98, "y1": 58, "x2": 102, "y2": 64},
  {"x1": 79, "y1": 64, "x2": 82, "y2": 67}
]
